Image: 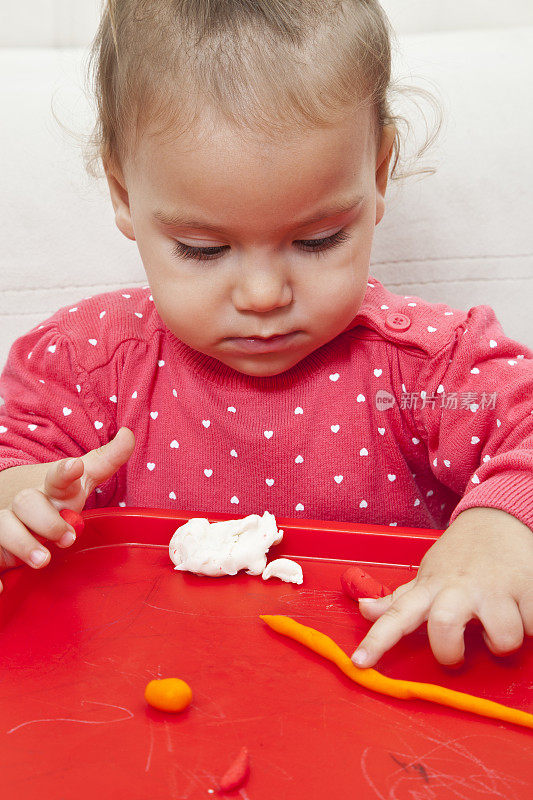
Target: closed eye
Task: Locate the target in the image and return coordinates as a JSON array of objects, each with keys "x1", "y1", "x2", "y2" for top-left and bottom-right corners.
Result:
[{"x1": 171, "y1": 228, "x2": 351, "y2": 262}]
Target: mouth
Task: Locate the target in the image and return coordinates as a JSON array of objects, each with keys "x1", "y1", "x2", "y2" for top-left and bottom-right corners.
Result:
[{"x1": 224, "y1": 331, "x2": 301, "y2": 354}]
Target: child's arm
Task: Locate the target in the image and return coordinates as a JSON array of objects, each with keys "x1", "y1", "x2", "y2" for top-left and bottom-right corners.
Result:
[
  {"x1": 0, "y1": 312, "x2": 126, "y2": 508},
  {"x1": 352, "y1": 506, "x2": 533, "y2": 667},
  {"x1": 0, "y1": 428, "x2": 135, "y2": 589},
  {"x1": 353, "y1": 303, "x2": 533, "y2": 667}
]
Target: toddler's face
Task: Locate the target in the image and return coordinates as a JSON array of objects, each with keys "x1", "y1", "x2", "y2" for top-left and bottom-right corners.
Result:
[{"x1": 106, "y1": 106, "x2": 394, "y2": 377}]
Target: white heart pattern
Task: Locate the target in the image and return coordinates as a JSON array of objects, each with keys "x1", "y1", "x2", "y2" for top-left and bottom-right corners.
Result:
[
  {"x1": 414, "y1": 499, "x2": 420, "y2": 506},
  {"x1": 295, "y1": 455, "x2": 304, "y2": 463},
  {"x1": 231, "y1": 496, "x2": 239, "y2": 504},
  {"x1": 378, "y1": 428, "x2": 385, "y2": 435},
  {"x1": 150, "y1": 411, "x2": 158, "y2": 419},
  {"x1": 329, "y1": 373, "x2": 340, "y2": 382},
  {"x1": 94, "y1": 421, "x2": 103, "y2": 430},
  {"x1": 227, "y1": 406, "x2": 236, "y2": 413},
  {"x1": 266, "y1": 478, "x2": 274, "y2": 486},
  {"x1": 444, "y1": 460, "x2": 451, "y2": 467},
  {"x1": 0, "y1": 426, "x2": 7, "y2": 433},
  {"x1": 88, "y1": 339, "x2": 98, "y2": 346},
  {"x1": 63, "y1": 407, "x2": 72, "y2": 416},
  {"x1": 48, "y1": 345, "x2": 57, "y2": 354},
  {"x1": 147, "y1": 463, "x2": 155, "y2": 471},
  {"x1": 204, "y1": 469, "x2": 213, "y2": 477},
  {"x1": 387, "y1": 474, "x2": 396, "y2": 482},
  {"x1": 471, "y1": 368, "x2": 480, "y2": 374},
  {"x1": 109, "y1": 395, "x2": 117, "y2": 403},
  {"x1": 135, "y1": 312, "x2": 143, "y2": 318},
  {"x1": 169, "y1": 491, "x2": 176, "y2": 500},
  {"x1": 412, "y1": 437, "x2": 420, "y2": 445},
  {"x1": 158, "y1": 360, "x2": 165, "y2": 366},
  {"x1": 471, "y1": 474, "x2": 480, "y2": 484},
  {"x1": 264, "y1": 431, "x2": 273, "y2": 439},
  {"x1": 170, "y1": 440, "x2": 179, "y2": 448},
  {"x1": 202, "y1": 420, "x2": 211, "y2": 428},
  {"x1": 294, "y1": 407, "x2": 303, "y2": 414},
  {"x1": 427, "y1": 326, "x2": 437, "y2": 333},
  {"x1": 28, "y1": 424, "x2": 37, "y2": 431},
  {"x1": 334, "y1": 475, "x2": 343, "y2": 483},
  {"x1": 489, "y1": 340, "x2": 497, "y2": 348},
  {"x1": 359, "y1": 500, "x2": 368, "y2": 508},
  {"x1": 373, "y1": 369, "x2": 382, "y2": 377},
  {"x1": 230, "y1": 449, "x2": 238, "y2": 457},
  {"x1": 331, "y1": 424, "x2": 340, "y2": 433},
  {"x1": 356, "y1": 394, "x2": 365, "y2": 402},
  {"x1": 99, "y1": 311, "x2": 106, "y2": 319},
  {"x1": 132, "y1": 391, "x2": 138, "y2": 398},
  {"x1": 359, "y1": 448, "x2": 368, "y2": 456},
  {"x1": 471, "y1": 436, "x2": 480, "y2": 444},
  {"x1": 295, "y1": 503, "x2": 304, "y2": 511}
]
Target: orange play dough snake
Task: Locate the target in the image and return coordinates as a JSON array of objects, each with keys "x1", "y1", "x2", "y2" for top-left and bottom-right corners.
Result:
[{"x1": 260, "y1": 615, "x2": 533, "y2": 731}]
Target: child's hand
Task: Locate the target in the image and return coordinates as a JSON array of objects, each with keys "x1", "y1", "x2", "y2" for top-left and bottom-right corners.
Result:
[
  {"x1": 0, "y1": 427, "x2": 135, "y2": 581},
  {"x1": 351, "y1": 507, "x2": 533, "y2": 668}
]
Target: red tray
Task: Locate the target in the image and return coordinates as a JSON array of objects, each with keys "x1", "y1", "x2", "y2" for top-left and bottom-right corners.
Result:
[{"x1": 0, "y1": 509, "x2": 531, "y2": 799}]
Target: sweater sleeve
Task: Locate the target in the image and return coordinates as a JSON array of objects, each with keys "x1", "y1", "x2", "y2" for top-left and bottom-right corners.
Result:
[
  {"x1": 412, "y1": 304, "x2": 533, "y2": 531},
  {"x1": 0, "y1": 320, "x2": 118, "y2": 507}
]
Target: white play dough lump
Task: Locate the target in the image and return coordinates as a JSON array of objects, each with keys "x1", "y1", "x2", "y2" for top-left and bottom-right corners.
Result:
[
  {"x1": 261, "y1": 558, "x2": 303, "y2": 585},
  {"x1": 169, "y1": 510, "x2": 284, "y2": 577}
]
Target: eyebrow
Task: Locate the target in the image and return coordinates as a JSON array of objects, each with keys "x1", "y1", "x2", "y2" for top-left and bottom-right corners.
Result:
[{"x1": 152, "y1": 194, "x2": 364, "y2": 233}]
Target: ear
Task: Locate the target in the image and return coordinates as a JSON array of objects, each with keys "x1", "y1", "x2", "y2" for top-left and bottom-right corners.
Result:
[
  {"x1": 375, "y1": 123, "x2": 396, "y2": 226},
  {"x1": 103, "y1": 159, "x2": 137, "y2": 241}
]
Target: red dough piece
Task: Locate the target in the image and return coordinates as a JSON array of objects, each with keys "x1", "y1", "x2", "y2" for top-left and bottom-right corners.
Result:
[
  {"x1": 218, "y1": 747, "x2": 250, "y2": 793},
  {"x1": 59, "y1": 509, "x2": 85, "y2": 537},
  {"x1": 341, "y1": 566, "x2": 391, "y2": 600}
]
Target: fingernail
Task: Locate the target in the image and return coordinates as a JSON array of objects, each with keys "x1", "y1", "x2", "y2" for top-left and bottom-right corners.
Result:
[
  {"x1": 58, "y1": 532, "x2": 76, "y2": 548},
  {"x1": 351, "y1": 648, "x2": 369, "y2": 666},
  {"x1": 358, "y1": 597, "x2": 378, "y2": 603},
  {"x1": 30, "y1": 549, "x2": 49, "y2": 567},
  {"x1": 65, "y1": 458, "x2": 76, "y2": 471}
]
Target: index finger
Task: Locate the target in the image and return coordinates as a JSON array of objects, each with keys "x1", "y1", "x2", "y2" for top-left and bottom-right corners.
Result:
[
  {"x1": 43, "y1": 457, "x2": 84, "y2": 500},
  {"x1": 351, "y1": 585, "x2": 432, "y2": 667}
]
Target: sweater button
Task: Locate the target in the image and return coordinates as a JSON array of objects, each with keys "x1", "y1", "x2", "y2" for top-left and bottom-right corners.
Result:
[{"x1": 385, "y1": 312, "x2": 411, "y2": 331}]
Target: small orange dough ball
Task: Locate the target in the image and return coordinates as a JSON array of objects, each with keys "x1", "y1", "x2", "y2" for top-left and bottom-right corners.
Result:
[{"x1": 144, "y1": 678, "x2": 193, "y2": 712}]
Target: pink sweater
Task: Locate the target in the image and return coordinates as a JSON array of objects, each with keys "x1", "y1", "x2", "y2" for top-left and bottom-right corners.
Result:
[{"x1": 0, "y1": 277, "x2": 532, "y2": 531}]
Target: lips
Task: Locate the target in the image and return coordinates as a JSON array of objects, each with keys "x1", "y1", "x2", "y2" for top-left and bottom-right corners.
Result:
[
  {"x1": 237, "y1": 332, "x2": 295, "y2": 340},
  {"x1": 224, "y1": 331, "x2": 301, "y2": 354}
]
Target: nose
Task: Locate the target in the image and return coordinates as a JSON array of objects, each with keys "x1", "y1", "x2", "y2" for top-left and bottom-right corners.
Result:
[{"x1": 232, "y1": 257, "x2": 293, "y2": 313}]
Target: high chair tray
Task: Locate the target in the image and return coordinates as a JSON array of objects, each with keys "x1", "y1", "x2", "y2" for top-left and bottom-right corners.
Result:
[{"x1": 0, "y1": 508, "x2": 531, "y2": 799}]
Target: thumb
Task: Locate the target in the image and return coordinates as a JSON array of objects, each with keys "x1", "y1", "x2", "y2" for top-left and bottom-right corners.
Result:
[
  {"x1": 358, "y1": 579, "x2": 416, "y2": 622},
  {"x1": 80, "y1": 427, "x2": 135, "y2": 496}
]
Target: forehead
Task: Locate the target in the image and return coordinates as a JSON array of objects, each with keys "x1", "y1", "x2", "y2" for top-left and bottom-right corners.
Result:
[{"x1": 126, "y1": 105, "x2": 376, "y2": 228}]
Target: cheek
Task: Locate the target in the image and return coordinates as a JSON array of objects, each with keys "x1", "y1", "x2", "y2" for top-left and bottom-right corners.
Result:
[{"x1": 149, "y1": 268, "x2": 227, "y2": 345}]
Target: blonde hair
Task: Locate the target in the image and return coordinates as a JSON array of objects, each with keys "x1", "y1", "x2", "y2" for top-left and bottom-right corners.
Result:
[{"x1": 77, "y1": 0, "x2": 443, "y2": 181}]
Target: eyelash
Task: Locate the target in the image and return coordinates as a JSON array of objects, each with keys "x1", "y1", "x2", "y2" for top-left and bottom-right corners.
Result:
[{"x1": 171, "y1": 229, "x2": 351, "y2": 262}]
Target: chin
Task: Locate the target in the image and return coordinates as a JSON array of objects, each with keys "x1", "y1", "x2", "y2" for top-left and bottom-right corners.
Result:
[{"x1": 223, "y1": 352, "x2": 303, "y2": 378}]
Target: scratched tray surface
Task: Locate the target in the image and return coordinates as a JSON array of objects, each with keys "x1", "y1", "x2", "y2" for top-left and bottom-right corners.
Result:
[{"x1": 0, "y1": 509, "x2": 531, "y2": 800}]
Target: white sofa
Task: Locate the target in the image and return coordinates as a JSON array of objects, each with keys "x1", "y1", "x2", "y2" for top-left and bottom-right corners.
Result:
[{"x1": 1, "y1": 2, "x2": 532, "y2": 379}]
